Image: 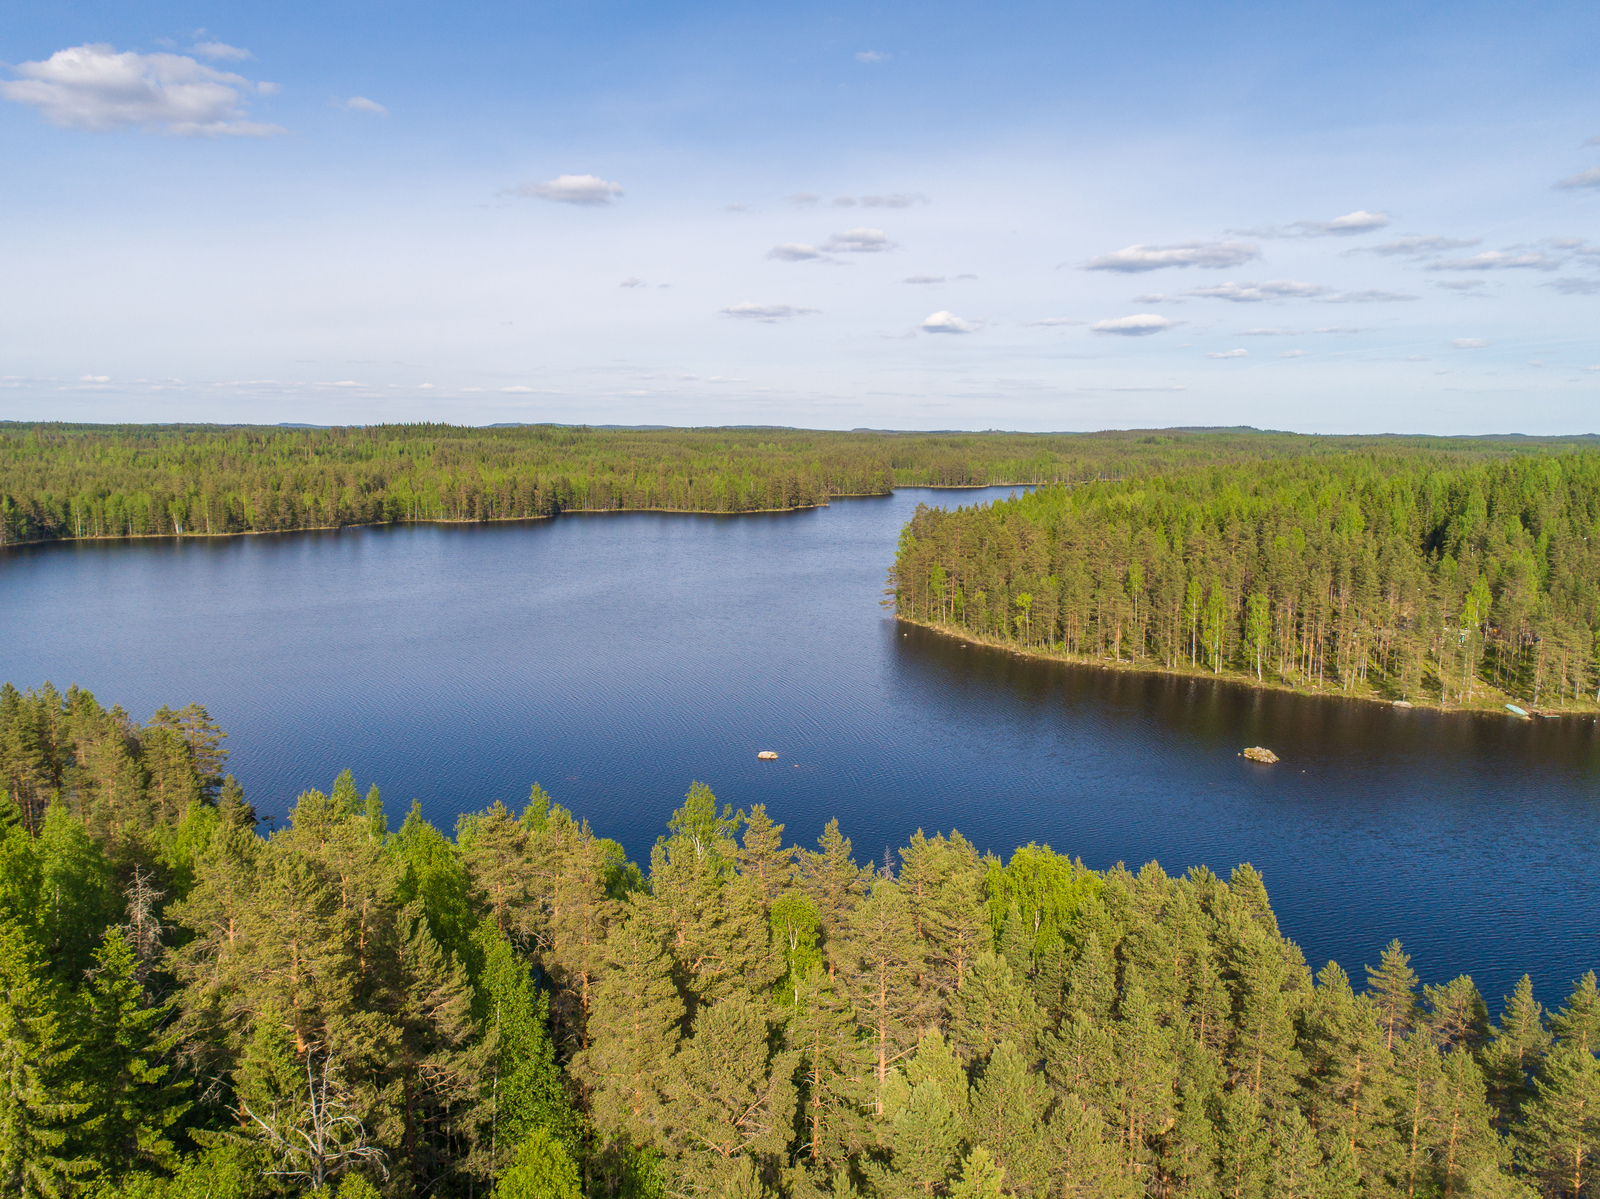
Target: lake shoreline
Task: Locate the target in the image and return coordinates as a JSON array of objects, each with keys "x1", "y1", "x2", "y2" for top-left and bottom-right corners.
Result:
[
  {"x1": 895, "y1": 613, "x2": 1600, "y2": 721},
  {"x1": 0, "y1": 483, "x2": 1047, "y2": 550}
]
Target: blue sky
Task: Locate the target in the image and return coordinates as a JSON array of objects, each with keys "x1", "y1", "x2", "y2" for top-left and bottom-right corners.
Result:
[{"x1": 3, "y1": 2, "x2": 1599, "y2": 432}]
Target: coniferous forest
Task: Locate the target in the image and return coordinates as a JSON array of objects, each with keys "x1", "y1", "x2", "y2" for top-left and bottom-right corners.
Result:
[
  {"x1": 2, "y1": 682, "x2": 1598, "y2": 1199},
  {"x1": 889, "y1": 452, "x2": 1600, "y2": 711},
  {"x1": 3, "y1": 423, "x2": 1597, "y2": 548}
]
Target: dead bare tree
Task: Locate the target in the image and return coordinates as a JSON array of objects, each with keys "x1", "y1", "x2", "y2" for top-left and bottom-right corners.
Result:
[{"x1": 238, "y1": 1047, "x2": 388, "y2": 1190}]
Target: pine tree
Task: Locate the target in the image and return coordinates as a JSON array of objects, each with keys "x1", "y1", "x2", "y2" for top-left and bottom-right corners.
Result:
[
  {"x1": 1225, "y1": 919, "x2": 1305, "y2": 1107},
  {"x1": 1111, "y1": 980, "x2": 1176, "y2": 1184},
  {"x1": 1045, "y1": 1093, "x2": 1138, "y2": 1199},
  {"x1": 1367, "y1": 940, "x2": 1420, "y2": 1051},
  {"x1": 1484, "y1": 975, "x2": 1551, "y2": 1127},
  {"x1": 1215, "y1": 1086, "x2": 1270, "y2": 1199},
  {"x1": 833, "y1": 876, "x2": 921, "y2": 1115},
  {"x1": 787, "y1": 965, "x2": 869, "y2": 1172},
  {"x1": 574, "y1": 902, "x2": 683, "y2": 1153},
  {"x1": 800, "y1": 819, "x2": 869, "y2": 957},
  {"x1": 1520, "y1": 978, "x2": 1600, "y2": 1199},
  {"x1": 948, "y1": 948, "x2": 1039, "y2": 1067},
  {"x1": 737, "y1": 803, "x2": 792, "y2": 909},
  {"x1": 968, "y1": 1039, "x2": 1048, "y2": 1193},
  {"x1": 1426, "y1": 975, "x2": 1491, "y2": 1054},
  {"x1": 949, "y1": 1144, "x2": 1007, "y2": 1199},
  {"x1": 1393, "y1": 1028, "x2": 1444, "y2": 1199},
  {"x1": 1551, "y1": 974, "x2": 1600, "y2": 1057},
  {"x1": 1298, "y1": 962, "x2": 1398, "y2": 1190},
  {"x1": 80, "y1": 929, "x2": 192, "y2": 1179},
  {"x1": 660, "y1": 991, "x2": 798, "y2": 1195}
]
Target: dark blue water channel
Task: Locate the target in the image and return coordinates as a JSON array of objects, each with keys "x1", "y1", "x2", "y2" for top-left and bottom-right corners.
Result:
[{"x1": 3, "y1": 486, "x2": 1598, "y2": 1009}]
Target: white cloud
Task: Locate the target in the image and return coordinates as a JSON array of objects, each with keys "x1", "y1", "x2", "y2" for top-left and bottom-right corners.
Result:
[
  {"x1": 190, "y1": 42, "x2": 252, "y2": 61},
  {"x1": 519, "y1": 174, "x2": 624, "y2": 206},
  {"x1": 1554, "y1": 167, "x2": 1600, "y2": 190},
  {"x1": 1090, "y1": 314, "x2": 1174, "y2": 336},
  {"x1": 1187, "y1": 279, "x2": 1331, "y2": 302},
  {"x1": 0, "y1": 43, "x2": 284, "y2": 135},
  {"x1": 1452, "y1": 338, "x2": 1490, "y2": 349},
  {"x1": 1206, "y1": 348, "x2": 1249, "y2": 358},
  {"x1": 856, "y1": 51, "x2": 887, "y2": 63},
  {"x1": 1279, "y1": 350, "x2": 1310, "y2": 358},
  {"x1": 903, "y1": 275, "x2": 945, "y2": 284},
  {"x1": 80, "y1": 374, "x2": 110, "y2": 382},
  {"x1": 1244, "y1": 210, "x2": 1391, "y2": 238},
  {"x1": 823, "y1": 227, "x2": 893, "y2": 252},
  {"x1": 1549, "y1": 277, "x2": 1600, "y2": 294},
  {"x1": 1427, "y1": 250, "x2": 1561, "y2": 271},
  {"x1": 620, "y1": 277, "x2": 645, "y2": 288},
  {"x1": 768, "y1": 243, "x2": 826, "y2": 262},
  {"x1": 339, "y1": 95, "x2": 388, "y2": 116},
  {"x1": 1433, "y1": 279, "x2": 1486, "y2": 290},
  {"x1": 921, "y1": 311, "x2": 978, "y2": 333},
  {"x1": 721, "y1": 302, "x2": 818, "y2": 322},
  {"x1": 1023, "y1": 317, "x2": 1084, "y2": 327},
  {"x1": 1083, "y1": 241, "x2": 1260, "y2": 272},
  {"x1": 1133, "y1": 293, "x2": 1183, "y2": 303},
  {"x1": 1238, "y1": 327, "x2": 1299, "y2": 335}
]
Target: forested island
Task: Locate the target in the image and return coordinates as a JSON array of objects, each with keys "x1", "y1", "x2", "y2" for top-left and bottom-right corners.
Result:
[
  {"x1": 2, "y1": 422, "x2": 1597, "y2": 548},
  {"x1": 890, "y1": 452, "x2": 1600, "y2": 713},
  {"x1": 3, "y1": 682, "x2": 1599, "y2": 1199}
]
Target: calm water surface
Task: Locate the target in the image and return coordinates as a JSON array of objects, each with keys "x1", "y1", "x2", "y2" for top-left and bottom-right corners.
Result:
[{"x1": 3, "y1": 487, "x2": 1598, "y2": 1007}]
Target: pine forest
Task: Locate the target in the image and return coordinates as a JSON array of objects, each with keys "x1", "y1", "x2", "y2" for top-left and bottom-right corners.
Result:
[
  {"x1": 889, "y1": 452, "x2": 1600, "y2": 711},
  {"x1": 3, "y1": 423, "x2": 1597, "y2": 549},
  {"x1": 1, "y1": 682, "x2": 1597, "y2": 1199}
]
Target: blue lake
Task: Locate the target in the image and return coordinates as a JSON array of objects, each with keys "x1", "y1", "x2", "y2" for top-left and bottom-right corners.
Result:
[{"x1": 3, "y1": 486, "x2": 1598, "y2": 1008}]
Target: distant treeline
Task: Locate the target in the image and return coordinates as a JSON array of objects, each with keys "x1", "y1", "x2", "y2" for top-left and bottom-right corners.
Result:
[
  {"x1": 4, "y1": 422, "x2": 1596, "y2": 547},
  {"x1": 890, "y1": 452, "x2": 1600, "y2": 709},
  {"x1": 4, "y1": 681, "x2": 1600, "y2": 1199}
]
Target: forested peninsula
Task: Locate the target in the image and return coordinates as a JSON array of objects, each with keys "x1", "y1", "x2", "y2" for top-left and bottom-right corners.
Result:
[
  {"x1": 890, "y1": 451, "x2": 1600, "y2": 713},
  {"x1": 3, "y1": 682, "x2": 1599, "y2": 1199},
  {"x1": 2, "y1": 422, "x2": 1596, "y2": 548}
]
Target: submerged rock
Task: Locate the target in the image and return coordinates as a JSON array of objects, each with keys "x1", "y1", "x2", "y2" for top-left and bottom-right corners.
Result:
[{"x1": 1243, "y1": 746, "x2": 1279, "y2": 764}]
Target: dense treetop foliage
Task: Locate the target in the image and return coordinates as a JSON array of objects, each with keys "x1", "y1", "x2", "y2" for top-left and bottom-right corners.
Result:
[
  {"x1": 890, "y1": 450, "x2": 1600, "y2": 710},
  {"x1": 3, "y1": 683, "x2": 1599, "y2": 1199},
  {"x1": 3, "y1": 422, "x2": 1596, "y2": 546}
]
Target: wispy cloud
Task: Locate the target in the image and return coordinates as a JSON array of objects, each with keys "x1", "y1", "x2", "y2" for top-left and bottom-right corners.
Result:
[
  {"x1": 832, "y1": 193, "x2": 926, "y2": 208},
  {"x1": 1239, "y1": 210, "x2": 1391, "y2": 238},
  {"x1": 1206, "y1": 348, "x2": 1249, "y2": 358},
  {"x1": 1279, "y1": 350, "x2": 1310, "y2": 358},
  {"x1": 768, "y1": 243, "x2": 826, "y2": 262},
  {"x1": 1023, "y1": 317, "x2": 1085, "y2": 327},
  {"x1": 1426, "y1": 250, "x2": 1561, "y2": 271},
  {"x1": 855, "y1": 51, "x2": 888, "y2": 63},
  {"x1": 721, "y1": 302, "x2": 818, "y2": 322},
  {"x1": 1356, "y1": 235, "x2": 1481, "y2": 257},
  {"x1": 1553, "y1": 167, "x2": 1600, "y2": 190},
  {"x1": 337, "y1": 96, "x2": 387, "y2": 116},
  {"x1": 1083, "y1": 241, "x2": 1259, "y2": 273},
  {"x1": 1320, "y1": 290, "x2": 1418, "y2": 303},
  {"x1": 1185, "y1": 279, "x2": 1330, "y2": 302},
  {"x1": 1091, "y1": 314, "x2": 1174, "y2": 336},
  {"x1": 921, "y1": 311, "x2": 978, "y2": 334},
  {"x1": 619, "y1": 277, "x2": 645, "y2": 288},
  {"x1": 518, "y1": 174, "x2": 624, "y2": 206},
  {"x1": 1549, "y1": 277, "x2": 1600, "y2": 295},
  {"x1": 903, "y1": 275, "x2": 945, "y2": 284},
  {"x1": 1452, "y1": 338, "x2": 1490, "y2": 349},
  {"x1": 824, "y1": 227, "x2": 893, "y2": 253},
  {"x1": 1433, "y1": 279, "x2": 1486, "y2": 290},
  {"x1": 788, "y1": 192, "x2": 820, "y2": 205},
  {"x1": 0, "y1": 43, "x2": 283, "y2": 135},
  {"x1": 190, "y1": 41, "x2": 252, "y2": 61}
]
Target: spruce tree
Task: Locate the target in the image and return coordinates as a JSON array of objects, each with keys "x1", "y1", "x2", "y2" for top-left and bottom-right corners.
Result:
[
  {"x1": 948, "y1": 948, "x2": 1038, "y2": 1067},
  {"x1": 0, "y1": 919, "x2": 89, "y2": 1199},
  {"x1": 80, "y1": 929, "x2": 192, "y2": 1179}
]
